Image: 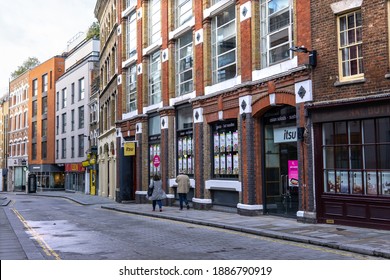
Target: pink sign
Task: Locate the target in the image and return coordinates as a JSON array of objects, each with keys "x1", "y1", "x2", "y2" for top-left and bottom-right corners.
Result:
[
  {"x1": 288, "y1": 160, "x2": 299, "y2": 187},
  {"x1": 153, "y1": 155, "x2": 161, "y2": 167}
]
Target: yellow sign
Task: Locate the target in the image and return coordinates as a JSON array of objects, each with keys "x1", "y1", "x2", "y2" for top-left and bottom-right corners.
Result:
[
  {"x1": 82, "y1": 160, "x2": 90, "y2": 167},
  {"x1": 124, "y1": 142, "x2": 136, "y2": 156}
]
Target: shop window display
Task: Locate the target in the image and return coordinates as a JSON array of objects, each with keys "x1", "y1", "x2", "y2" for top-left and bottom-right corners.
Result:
[
  {"x1": 322, "y1": 118, "x2": 390, "y2": 196},
  {"x1": 212, "y1": 121, "x2": 239, "y2": 178}
]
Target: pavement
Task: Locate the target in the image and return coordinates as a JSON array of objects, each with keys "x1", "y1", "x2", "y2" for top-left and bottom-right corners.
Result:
[{"x1": 1, "y1": 191, "x2": 390, "y2": 259}]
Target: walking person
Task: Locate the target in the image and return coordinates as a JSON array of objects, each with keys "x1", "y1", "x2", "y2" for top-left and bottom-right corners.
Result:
[
  {"x1": 175, "y1": 171, "x2": 191, "y2": 210},
  {"x1": 148, "y1": 174, "x2": 167, "y2": 212}
]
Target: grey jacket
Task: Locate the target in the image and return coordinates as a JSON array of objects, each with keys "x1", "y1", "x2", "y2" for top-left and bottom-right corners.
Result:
[{"x1": 148, "y1": 180, "x2": 167, "y2": 200}]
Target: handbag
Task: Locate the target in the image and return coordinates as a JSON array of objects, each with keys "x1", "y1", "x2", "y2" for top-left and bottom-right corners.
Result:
[{"x1": 147, "y1": 183, "x2": 154, "y2": 196}]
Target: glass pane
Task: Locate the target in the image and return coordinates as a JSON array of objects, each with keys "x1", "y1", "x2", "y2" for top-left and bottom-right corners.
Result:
[
  {"x1": 323, "y1": 123, "x2": 334, "y2": 145},
  {"x1": 366, "y1": 171, "x2": 378, "y2": 195},
  {"x1": 269, "y1": 43, "x2": 290, "y2": 64},
  {"x1": 351, "y1": 171, "x2": 363, "y2": 194},
  {"x1": 348, "y1": 29, "x2": 355, "y2": 44},
  {"x1": 350, "y1": 145, "x2": 362, "y2": 169},
  {"x1": 378, "y1": 145, "x2": 390, "y2": 169},
  {"x1": 335, "y1": 122, "x2": 347, "y2": 145},
  {"x1": 268, "y1": 0, "x2": 289, "y2": 15},
  {"x1": 269, "y1": 10, "x2": 289, "y2": 32},
  {"x1": 347, "y1": 13, "x2": 355, "y2": 29},
  {"x1": 270, "y1": 28, "x2": 288, "y2": 48},
  {"x1": 336, "y1": 171, "x2": 349, "y2": 193},
  {"x1": 377, "y1": 118, "x2": 390, "y2": 143},
  {"x1": 349, "y1": 120, "x2": 361, "y2": 144},
  {"x1": 363, "y1": 119, "x2": 375, "y2": 143},
  {"x1": 380, "y1": 172, "x2": 390, "y2": 195},
  {"x1": 335, "y1": 146, "x2": 349, "y2": 168},
  {"x1": 325, "y1": 170, "x2": 336, "y2": 193},
  {"x1": 216, "y1": 5, "x2": 235, "y2": 27},
  {"x1": 218, "y1": 50, "x2": 236, "y2": 68},
  {"x1": 364, "y1": 145, "x2": 377, "y2": 169},
  {"x1": 350, "y1": 45, "x2": 357, "y2": 59},
  {"x1": 339, "y1": 16, "x2": 347, "y2": 32},
  {"x1": 217, "y1": 64, "x2": 236, "y2": 82},
  {"x1": 340, "y1": 31, "x2": 347, "y2": 46},
  {"x1": 350, "y1": 59, "x2": 358, "y2": 75},
  {"x1": 323, "y1": 147, "x2": 334, "y2": 169}
]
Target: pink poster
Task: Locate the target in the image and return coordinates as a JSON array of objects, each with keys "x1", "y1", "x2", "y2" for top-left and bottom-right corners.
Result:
[{"x1": 288, "y1": 160, "x2": 299, "y2": 187}]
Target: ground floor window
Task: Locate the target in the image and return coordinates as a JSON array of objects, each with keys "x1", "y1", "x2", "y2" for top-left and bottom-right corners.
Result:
[
  {"x1": 322, "y1": 117, "x2": 390, "y2": 196},
  {"x1": 177, "y1": 107, "x2": 193, "y2": 176},
  {"x1": 212, "y1": 120, "x2": 239, "y2": 178}
]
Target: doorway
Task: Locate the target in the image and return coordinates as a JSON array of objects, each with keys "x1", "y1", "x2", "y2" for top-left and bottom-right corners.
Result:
[{"x1": 263, "y1": 106, "x2": 299, "y2": 217}]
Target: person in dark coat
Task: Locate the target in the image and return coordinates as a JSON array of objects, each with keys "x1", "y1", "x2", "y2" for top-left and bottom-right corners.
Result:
[{"x1": 148, "y1": 174, "x2": 167, "y2": 212}]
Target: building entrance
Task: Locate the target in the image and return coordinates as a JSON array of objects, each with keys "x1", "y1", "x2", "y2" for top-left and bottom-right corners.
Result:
[{"x1": 263, "y1": 106, "x2": 299, "y2": 217}]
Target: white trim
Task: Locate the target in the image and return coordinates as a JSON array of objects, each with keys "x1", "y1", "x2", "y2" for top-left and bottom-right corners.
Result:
[
  {"x1": 239, "y1": 96, "x2": 252, "y2": 114},
  {"x1": 237, "y1": 203, "x2": 263, "y2": 210},
  {"x1": 169, "y1": 17, "x2": 195, "y2": 40},
  {"x1": 205, "y1": 76, "x2": 242, "y2": 96},
  {"x1": 169, "y1": 91, "x2": 196, "y2": 107},
  {"x1": 192, "y1": 198, "x2": 213, "y2": 204},
  {"x1": 136, "y1": 190, "x2": 147, "y2": 195},
  {"x1": 331, "y1": 0, "x2": 362, "y2": 14},
  {"x1": 252, "y1": 57, "x2": 298, "y2": 81},
  {"x1": 143, "y1": 101, "x2": 163, "y2": 114},
  {"x1": 122, "y1": 55, "x2": 137, "y2": 68},
  {"x1": 240, "y1": 1, "x2": 252, "y2": 22},
  {"x1": 122, "y1": 4, "x2": 137, "y2": 18},
  {"x1": 142, "y1": 38, "x2": 162, "y2": 56},
  {"x1": 205, "y1": 180, "x2": 241, "y2": 192},
  {"x1": 122, "y1": 110, "x2": 138, "y2": 121},
  {"x1": 204, "y1": 0, "x2": 235, "y2": 19}
]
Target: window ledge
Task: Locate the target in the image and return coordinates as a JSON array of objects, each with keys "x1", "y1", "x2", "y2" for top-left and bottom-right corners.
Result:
[{"x1": 334, "y1": 78, "x2": 366, "y2": 87}]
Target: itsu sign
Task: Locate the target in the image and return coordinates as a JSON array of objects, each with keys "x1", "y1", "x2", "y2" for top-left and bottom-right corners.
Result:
[{"x1": 273, "y1": 126, "x2": 297, "y2": 143}]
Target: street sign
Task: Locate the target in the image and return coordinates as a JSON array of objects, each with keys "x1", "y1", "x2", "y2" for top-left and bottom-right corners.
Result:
[{"x1": 153, "y1": 155, "x2": 160, "y2": 167}]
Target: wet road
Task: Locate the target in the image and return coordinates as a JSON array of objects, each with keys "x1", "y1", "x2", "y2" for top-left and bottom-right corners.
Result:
[{"x1": 8, "y1": 195, "x2": 383, "y2": 260}]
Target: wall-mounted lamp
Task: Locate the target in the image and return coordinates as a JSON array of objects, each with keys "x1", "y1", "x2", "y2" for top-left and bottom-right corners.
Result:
[
  {"x1": 269, "y1": 93, "x2": 276, "y2": 106},
  {"x1": 289, "y1": 46, "x2": 317, "y2": 68}
]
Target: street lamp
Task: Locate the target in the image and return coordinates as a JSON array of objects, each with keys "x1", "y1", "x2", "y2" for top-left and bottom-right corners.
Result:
[{"x1": 289, "y1": 46, "x2": 317, "y2": 68}]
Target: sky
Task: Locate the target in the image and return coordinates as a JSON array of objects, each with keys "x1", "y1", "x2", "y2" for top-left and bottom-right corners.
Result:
[{"x1": 0, "y1": 0, "x2": 98, "y2": 95}]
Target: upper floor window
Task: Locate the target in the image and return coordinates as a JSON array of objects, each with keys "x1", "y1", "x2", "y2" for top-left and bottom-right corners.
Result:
[
  {"x1": 42, "y1": 74, "x2": 48, "y2": 93},
  {"x1": 62, "y1": 88, "x2": 67, "y2": 108},
  {"x1": 78, "y1": 106, "x2": 85, "y2": 129},
  {"x1": 176, "y1": 0, "x2": 192, "y2": 27},
  {"x1": 149, "y1": 0, "x2": 161, "y2": 45},
  {"x1": 260, "y1": 0, "x2": 293, "y2": 67},
  {"x1": 71, "y1": 82, "x2": 75, "y2": 104},
  {"x1": 42, "y1": 96, "x2": 48, "y2": 115},
  {"x1": 337, "y1": 10, "x2": 363, "y2": 82},
  {"x1": 176, "y1": 32, "x2": 193, "y2": 96},
  {"x1": 79, "y1": 78, "x2": 85, "y2": 100},
  {"x1": 32, "y1": 79, "x2": 38, "y2": 96},
  {"x1": 149, "y1": 51, "x2": 161, "y2": 105},
  {"x1": 211, "y1": 4, "x2": 237, "y2": 84},
  {"x1": 126, "y1": 0, "x2": 137, "y2": 8},
  {"x1": 126, "y1": 64, "x2": 137, "y2": 112},
  {"x1": 127, "y1": 11, "x2": 137, "y2": 59}
]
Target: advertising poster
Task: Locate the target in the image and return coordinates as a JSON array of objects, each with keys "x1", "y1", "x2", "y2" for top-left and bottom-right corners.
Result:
[
  {"x1": 327, "y1": 171, "x2": 336, "y2": 192},
  {"x1": 233, "y1": 154, "x2": 239, "y2": 174},
  {"x1": 183, "y1": 156, "x2": 187, "y2": 173},
  {"x1": 366, "y1": 171, "x2": 377, "y2": 194},
  {"x1": 227, "y1": 153, "x2": 232, "y2": 174},
  {"x1": 351, "y1": 172, "x2": 363, "y2": 194},
  {"x1": 214, "y1": 133, "x2": 219, "y2": 153},
  {"x1": 288, "y1": 160, "x2": 298, "y2": 187},
  {"x1": 214, "y1": 155, "x2": 220, "y2": 174},
  {"x1": 220, "y1": 154, "x2": 226, "y2": 174},
  {"x1": 220, "y1": 132, "x2": 226, "y2": 153},
  {"x1": 233, "y1": 131, "x2": 238, "y2": 151},
  {"x1": 183, "y1": 138, "x2": 187, "y2": 156},
  {"x1": 381, "y1": 172, "x2": 390, "y2": 195},
  {"x1": 226, "y1": 132, "x2": 232, "y2": 151},
  {"x1": 178, "y1": 139, "x2": 183, "y2": 156},
  {"x1": 188, "y1": 156, "x2": 192, "y2": 174},
  {"x1": 187, "y1": 137, "x2": 192, "y2": 155}
]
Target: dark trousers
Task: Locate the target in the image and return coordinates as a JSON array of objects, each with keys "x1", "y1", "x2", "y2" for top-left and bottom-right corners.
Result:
[
  {"x1": 178, "y1": 193, "x2": 188, "y2": 209},
  {"x1": 152, "y1": 200, "x2": 162, "y2": 210}
]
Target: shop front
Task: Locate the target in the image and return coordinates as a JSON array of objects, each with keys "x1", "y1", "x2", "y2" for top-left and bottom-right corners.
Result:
[
  {"x1": 311, "y1": 99, "x2": 390, "y2": 229},
  {"x1": 262, "y1": 106, "x2": 299, "y2": 217},
  {"x1": 65, "y1": 163, "x2": 86, "y2": 193}
]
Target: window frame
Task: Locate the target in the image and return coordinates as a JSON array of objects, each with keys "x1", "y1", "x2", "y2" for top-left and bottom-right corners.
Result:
[
  {"x1": 148, "y1": 51, "x2": 162, "y2": 105},
  {"x1": 126, "y1": 64, "x2": 137, "y2": 112},
  {"x1": 337, "y1": 9, "x2": 364, "y2": 82},
  {"x1": 176, "y1": 31, "x2": 194, "y2": 96}
]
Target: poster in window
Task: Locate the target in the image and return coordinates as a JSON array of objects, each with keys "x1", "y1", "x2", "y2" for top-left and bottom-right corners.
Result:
[
  {"x1": 381, "y1": 172, "x2": 390, "y2": 195},
  {"x1": 326, "y1": 171, "x2": 336, "y2": 192},
  {"x1": 188, "y1": 156, "x2": 192, "y2": 174},
  {"x1": 220, "y1": 154, "x2": 226, "y2": 174},
  {"x1": 220, "y1": 132, "x2": 226, "y2": 153},
  {"x1": 214, "y1": 154, "x2": 220, "y2": 174},
  {"x1": 178, "y1": 139, "x2": 183, "y2": 156},
  {"x1": 178, "y1": 157, "x2": 183, "y2": 173},
  {"x1": 156, "y1": 144, "x2": 160, "y2": 156},
  {"x1": 214, "y1": 133, "x2": 220, "y2": 153},
  {"x1": 288, "y1": 160, "x2": 298, "y2": 187},
  {"x1": 226, "y1": 132, "x2": 232, "y2": 151},
  {"x1": 233, "y1": 153, "x2": 239, "y2": 174},
  {"x1": 187, "y1": 137, "x2": 192, "y2": 155},
  {"x1": 150, "y1": 145, "x2": 154, "y2": 160},
  {"x1": 351, "y1": 172, "x2": 363, "y2": 194},
  {"x1": 183, "y1": 138, "x2": 187, "y2": 156},
  {"x1": 227, "y1": 153, "x2": 232, "y2": 174},
  {"x1": 366, "y1": 171, "x2": 378, "y2": 195},
  {"x1": 233, "y1": 131, "x2": 238, "y2": 151},
  {"x1": 336, "y1": 171, "x2": 349, "y2": 193},
  {"x1": 183, "y1": 156, "x2": 187, "y2": 173}
]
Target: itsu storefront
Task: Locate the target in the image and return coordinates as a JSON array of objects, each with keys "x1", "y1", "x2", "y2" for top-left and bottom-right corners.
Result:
[{"x1": 262, "y1": 106, "x2": 299, "y2": 217}]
